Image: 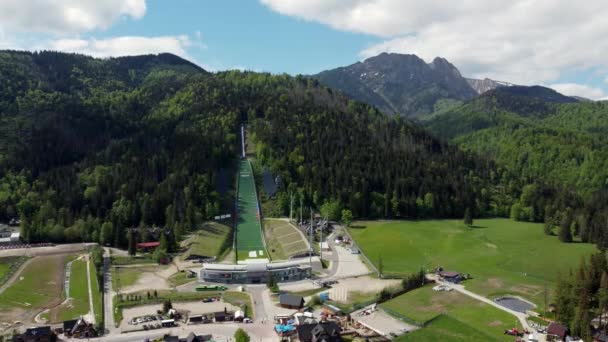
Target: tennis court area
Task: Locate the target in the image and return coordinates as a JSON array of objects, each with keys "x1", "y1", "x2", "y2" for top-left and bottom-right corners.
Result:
[{"x1": 235, "y1": 159, "x2": 268, "y2": 262}]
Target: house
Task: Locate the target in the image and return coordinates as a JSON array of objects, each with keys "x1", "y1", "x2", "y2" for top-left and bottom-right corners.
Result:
[
  {"x1": 296, "y1": 322, "x2": 342, "y2": 342},
  {"x1": 136, "y1": 241, "x2": 160, "y2": 251},
  {"x1": 279, "y1": 294, "x2": 304, "y2": 309},
  {"x1": 213, "y1": 309, "x2": 234, "y2": 322},
  {"x1": 62, "y1": 318, "x2": 96, "y2": 338},
  {"x1": 547, "y1": 322, "x2": 569, "y2": 341},
  {"x1": 163, "y1": 332, "x2": 211, "y2": 342},
  {"x1": 439, "y1": 271, "x2": 463, "y2": 283},
  {"x1": 17, "y1": 326, "x2": 55, "y2": 342}
]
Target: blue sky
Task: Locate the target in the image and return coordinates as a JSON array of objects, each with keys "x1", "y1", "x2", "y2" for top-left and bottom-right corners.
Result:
[
  {"x1": 1, "y1": 0, "x2": 608, "y2": 99},
  {"x1": 99, "y1": 1, "x2": 378, "y2": 74}
]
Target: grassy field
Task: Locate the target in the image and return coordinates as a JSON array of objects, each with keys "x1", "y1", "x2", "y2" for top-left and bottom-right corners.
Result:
[
  {"x1": 223, "y1": 291, "x2": 254, "y2": 318},
  {"x1": 385, "y1": 286, "x2": 520, "y2": 341},
  {"x1": 263, "y1": 219, "x2": 308, "y2": 260},
  {"x1": 51, "y1": 258, "x2": 90, "y2": 322},
  {"x1": 112, "y1": 266, "x2": 145, "y2": 292},
  {"x1": 181, "y1": 221, "x2": 232, "y2": 260},
  {"x1": 349, "y1": 218, "x2": 596, "y2": 304},
  {"x1": 0, "y1": 256, "x2": 27, "y2": 287},
  {"x1": 0, "y1": 255, "x2": 66, "y2": 319}
]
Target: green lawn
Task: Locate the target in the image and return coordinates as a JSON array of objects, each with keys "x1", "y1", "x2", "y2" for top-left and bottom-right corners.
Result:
[
  {"x1": 182, "y1": 221, "x2": 232, "y2": 260},
  {"x1": 168, "y1": 271, "x2": 197, "y2": 287},
  {"x1": 223, "y1": 291, "x2": 254, "y2": 318},
  {"x1": 385, "y1": 286, "x2": 520, "y2": 342},
  {"x1": 89, "y1": 260, "x2": 103, "y2": 326},
  {"x1": 349, "y1": 218, "x2": 596, "y2": 304},
  {"x1": 54, "y1": 259, "x2": 90, "y2": 321},
  {"x1": 112, "y1": 266, "x2": 145, "y2": 292},
  {"x1": 263, "y1": 219, "x2": 308, "y2": 261},
  {"x1": 0, "y1": 255, "x2": 66, "y2": 311},
  {"x1": 112, "y1": 255, "x2": 156, "y2": 266},
  {"x1": 397, "y1": 315, "x2": 505, "y2": 342}
]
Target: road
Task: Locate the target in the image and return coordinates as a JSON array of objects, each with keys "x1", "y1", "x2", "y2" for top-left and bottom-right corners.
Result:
[{"x1": 103, "y1": 247, "x2": 117, "y2": 334}]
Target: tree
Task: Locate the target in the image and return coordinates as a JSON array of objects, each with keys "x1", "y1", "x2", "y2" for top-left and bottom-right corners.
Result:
[
  {"x1": 127, "y1": 230, "x2": 136, "y2": 256},
  {"x1": 559, "y1": 220, "x2": 573, "y2": 243},
  {"x1": 341, "y1": 209, "x2": 353, "y2": 227},
  {"x1": 162, "y1": 299, "x2": 172, "y2": 314},
  {"x1": 234, "y1": 328, "x2": 250, "y2": 342},
  {"x1": 100, "y1": 222, "x2": 113, "y2": 245},
  {"x1": 463, "y1": 207, "x2": 473, "y2": 226}
]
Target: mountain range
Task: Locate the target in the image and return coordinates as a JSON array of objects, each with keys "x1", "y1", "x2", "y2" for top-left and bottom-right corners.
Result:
[{"x1": 313, "y1": 52, "x2": 579, "y2": 117}]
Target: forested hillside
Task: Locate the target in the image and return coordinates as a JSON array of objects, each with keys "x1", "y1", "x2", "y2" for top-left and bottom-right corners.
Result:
[
  {"x1": 0, "y1": 50, "x2": 527, "y2": 249},
  {"x1": 0, "y1": 51, "x2": 599, "y2": 250},
  {"x1": 425, "y1": 86, "x2": 608, "y2": 245}
]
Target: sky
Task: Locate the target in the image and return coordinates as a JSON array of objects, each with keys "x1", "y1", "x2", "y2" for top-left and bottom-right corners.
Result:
[{"x1": 1, "y1": 0, "x2": 608, "y2": 100}]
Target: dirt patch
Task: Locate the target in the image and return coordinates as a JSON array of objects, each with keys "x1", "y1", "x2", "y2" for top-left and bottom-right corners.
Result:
[
  {"x1": 485, "y1": 278, "x2": 504, "y2": 289},
  {"x1": 485, "y1": 243, "x2": 497, "y2": 249},
  {"x1": 510, "y1": 284, "x2": 542, "y2": 296},
  {"x1": 488, "y1": 320, "x2": 504, "y2": 327}
]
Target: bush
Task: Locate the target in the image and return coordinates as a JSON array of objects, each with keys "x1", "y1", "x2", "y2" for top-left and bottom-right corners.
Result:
[
  {"x1": 308, "y1": 295, "x2": 321, "y2": 307},
  {"x1": 235, "y1": 328, "x2": 250, "y2": 342}
]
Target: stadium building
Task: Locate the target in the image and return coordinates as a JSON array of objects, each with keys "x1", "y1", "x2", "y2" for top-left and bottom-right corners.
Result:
[{"x1": 200, "y1": 258, "x2": 313, "y2": 284}]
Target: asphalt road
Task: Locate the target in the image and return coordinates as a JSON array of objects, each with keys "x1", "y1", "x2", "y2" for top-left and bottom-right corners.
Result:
[{"x1": 103, "y1": 247, "x2": 116, "y2": 333}]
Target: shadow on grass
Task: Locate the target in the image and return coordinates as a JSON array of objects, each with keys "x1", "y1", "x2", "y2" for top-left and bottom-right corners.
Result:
[
  {"x1": 468, "y1": 225, "x2": 488, "y2": 229},
  {"x1": 349, "y1": 224, "x2": 367, "y2": 229}
]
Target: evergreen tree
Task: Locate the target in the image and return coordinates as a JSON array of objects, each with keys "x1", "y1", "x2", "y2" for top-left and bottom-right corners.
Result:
[
  {"x1": 559, "y1": 220, "x2": 573, "y2": 243},
  {"x1": 463, "y1": 207, "x2": 473, "y2": 226},
  {"x1": 127, "y1": 230, "x2": 136, "y2": 256}
]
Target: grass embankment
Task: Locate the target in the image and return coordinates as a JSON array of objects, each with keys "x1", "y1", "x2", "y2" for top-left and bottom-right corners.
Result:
[
  {"x1": 350, "y1": 218, "x2": 596, "y2": 304},
  {"x1": 263, "y1": 219, "x2": 308, "y2": 261},
  {"x1": 0, "y1": 255, "x2": 66, "y2": 313},
  {"x1": 52, "y1": 258, "x2": 90, "y2": 322},
  {"x1": 113, "y1": 290, "x2": 252, "y2": 325},
  {"x1": 386, "y1": 286, "x2": 521, "y2": 342},
  {"x1": 168, "y1": 271, "x2": 197, "y2": 287},
  {"x1": 181, "y1": 221, "x2": 232, "y2": 260},
  {"x1": 89, "y1": 260, "x2": 103, "y2": 325}
]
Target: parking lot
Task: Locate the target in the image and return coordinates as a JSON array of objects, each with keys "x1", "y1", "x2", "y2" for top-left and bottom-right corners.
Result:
[{"x1": 352, "y1": 305, "x2": 417, "y2": 338}]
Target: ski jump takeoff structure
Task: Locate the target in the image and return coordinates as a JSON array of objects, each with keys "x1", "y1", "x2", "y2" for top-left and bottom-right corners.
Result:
[{"x1": 201, "y1": 125, "x2": 314, "y2": 283}]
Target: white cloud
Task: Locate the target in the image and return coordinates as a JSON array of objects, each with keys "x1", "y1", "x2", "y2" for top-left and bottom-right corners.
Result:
[
  {"x1": 549, "y1": 83, "x2": 606, "y2": 100},
  {"x1": 261, "y1": 0, "x2": 608, "y2": 86},
  {"x1": 46, "y1": 36, "x2": 193, "y2": 58},
  {"x1": 0, "y1": 0, "x2": 146, "y2": 35}
]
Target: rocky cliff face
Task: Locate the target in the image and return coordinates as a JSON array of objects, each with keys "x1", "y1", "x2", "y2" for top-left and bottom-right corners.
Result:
[{"x1": 313, "y1": 53, "x2": 478, "y2": 117}]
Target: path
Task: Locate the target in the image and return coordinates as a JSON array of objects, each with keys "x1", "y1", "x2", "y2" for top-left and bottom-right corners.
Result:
[
  {"x1": 85, "y1": 256, "x2": 95, "y2": 324},
  {"x1": 0, "y1": 257, "x2": 35, "y2": 294},
  {"x1": 103, "y1": 248, "x2": 117, "y2": 333}
]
